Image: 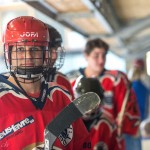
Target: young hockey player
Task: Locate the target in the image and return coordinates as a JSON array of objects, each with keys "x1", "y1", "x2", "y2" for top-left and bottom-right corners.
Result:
[
  {"x1": 44, "y1": 25, "x2": 74, "y2": 100},
  {"x1": 0, "y1": 16, "x2": 91, "y2": 149},
  {"x1": 68, "y1": 38, "x2": 141, "y2": 149}
]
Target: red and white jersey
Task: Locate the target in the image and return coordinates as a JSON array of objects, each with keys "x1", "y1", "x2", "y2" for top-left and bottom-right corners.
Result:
[
  {"x1": 68, "y1": 68, "x2": 140, "y2": 136},
  {"x1": 53, "y1": 71, "x2": 74, "y2": 100},
  {"x1": 44, "y1": 69, "x2": 74, "y2": 100},
  {"x1": 2, "y1": 71, "x2": 75, "y2": 101},
  {"x1": 0, "y1": 75, "x2": 90, "y2": 150},
  {"x1": 88, "y1": 114, "x2": 124, "y2": 150}
]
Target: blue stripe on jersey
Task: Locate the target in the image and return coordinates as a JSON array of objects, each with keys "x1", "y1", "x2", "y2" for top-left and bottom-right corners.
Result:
[{"x1": 49, "y1": 86, "x2": 70, "y2": 96}]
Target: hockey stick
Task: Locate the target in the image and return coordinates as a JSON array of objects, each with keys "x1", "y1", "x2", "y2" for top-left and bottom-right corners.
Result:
[
  {"x1": 44, "y1": 92, "x2": 101, "y2": 150},
  {"x1": 117, "y1": 88, "x2": 130, "y2": 136}
]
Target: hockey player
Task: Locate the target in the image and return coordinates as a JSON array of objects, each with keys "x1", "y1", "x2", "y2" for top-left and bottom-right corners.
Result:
[
  {"x1": 1, "y1": 25, "x2": 75, "y2": 100},
  {"x1": 74, "y1": 76, "x2": 122, "y2": 150},
  {"x1": 44, "y1": 25, "x2": 74, "y2": 100},
  {"x1": 68, "y1": 38, "x2": 140, "y2": 148},
  {"x1": 0, "y1": 16, "x2": 91, "y2": 149}
]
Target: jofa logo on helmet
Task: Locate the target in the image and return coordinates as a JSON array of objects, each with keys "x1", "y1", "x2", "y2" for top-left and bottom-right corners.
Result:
[{"x1": 20, "y1": 32, "x2": 38, "y2": 37}]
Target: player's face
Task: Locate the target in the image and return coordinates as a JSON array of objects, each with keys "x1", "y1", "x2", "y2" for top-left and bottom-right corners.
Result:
[
  {"x1": 85, "y1": 47, "x2": 106, "y2": 73},
  {"x1": 11, "y1": 45, "x2": 43, "y2": 69},
  {"x1": 50, "y1": 48, "x2": 58, "y2": 66},
  {"x1": 45, "y1": 47, "x2": 58, "y2": 68}
]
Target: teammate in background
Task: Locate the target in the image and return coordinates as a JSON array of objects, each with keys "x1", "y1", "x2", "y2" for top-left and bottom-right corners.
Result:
[
  {"x1": 44, "y1": 25, "x2": 74, "y2": 100},
  {"x1": 74, "y1": 76, "x2": 122, "y2": 150},
  {"x1": 68, "y1": 38, "x2": 141, "y2": 149},
  {"x1": 125, "y1": 59, "x2": 150, "y2": 150},
  {"x1": 0, "y1": 16, "x2": 91, "y2": 149},
  {"x1": 128, "y1": 59, "x2": 149, "y2": 121}
]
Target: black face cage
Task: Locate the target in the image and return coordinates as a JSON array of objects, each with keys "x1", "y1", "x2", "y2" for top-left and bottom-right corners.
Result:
[{"x1": 4, "y1": 41, "x2": 51, "y2": 83}]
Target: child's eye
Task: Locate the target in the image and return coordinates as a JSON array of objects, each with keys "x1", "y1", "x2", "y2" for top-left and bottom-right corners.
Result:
[
  {"x1": 17, "y1": 47, "x2": 25, "y2": 51},
  {"x1": 30, "y1": 47, "x2": 36, "y2": 51},
  {"x1": 93, "y1": 55, "x2": 99, "y2": 59},
  {"x1": 30, "y1": 47, "x2": 40, "y2": 51}
]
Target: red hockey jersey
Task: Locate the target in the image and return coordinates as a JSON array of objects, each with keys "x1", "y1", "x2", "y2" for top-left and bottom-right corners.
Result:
[
  {"x1": 0, "y1": 75, "x2": 90, "y2": 150},
  {"x1": 53, "y1": 71, "x2": 75, "y2": 100},
  {"x1": 69, "y1": 68, "x2": 140, "y2": 136},
  {"x1": 88, "y1": 114, "x2": 124, "y2": 150}
]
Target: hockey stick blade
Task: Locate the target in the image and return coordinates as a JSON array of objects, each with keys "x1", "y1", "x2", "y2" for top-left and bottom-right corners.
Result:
[{"x1": 44, "y1": 92, "x2": 100, "y2": 150}]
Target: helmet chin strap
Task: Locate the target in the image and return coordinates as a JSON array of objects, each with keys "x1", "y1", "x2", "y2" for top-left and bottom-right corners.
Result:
[{"x1": 13, "y1": 67, "x2": 43, "y2": 80}]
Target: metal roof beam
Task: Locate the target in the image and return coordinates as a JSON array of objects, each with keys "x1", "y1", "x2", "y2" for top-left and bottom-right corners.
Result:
[
  {"x1": 91, "y1": 15, "x2": 150, "y2": 40},
  {"x1": 116, "y1": 16, "x2": 150, "y2": 39},
  {"x1": 126, "y1": 36, "x2": 150, "y2": 52},
  {"x1": 93, "y1": 16, "x2": 150, "y2": 39},
  {"x1": 81, "y1": 0, "x2": 121, "y2": 32},
  {"x1": 81, "y1": 0, "x2": 129, "y2": 57},
  {"x1": 81, "y1": 0, "x2": 114, "y2": 33},
  {"x1": 103, "y1": 35, "x2": 150, "y2": 50},
  {"x1": 125, "y1": 46, "x2": 149, "y2": 59}
]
